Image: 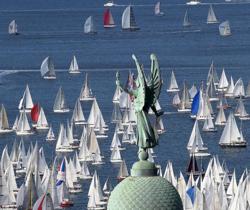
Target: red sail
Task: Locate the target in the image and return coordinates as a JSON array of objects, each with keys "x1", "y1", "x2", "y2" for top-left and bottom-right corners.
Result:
[
  {"x1": 104, "y1": 9, "x2": 111, "y2": 26},
  {"x1": 31, "y1": 103, "x2": 40, "y2": 122}
]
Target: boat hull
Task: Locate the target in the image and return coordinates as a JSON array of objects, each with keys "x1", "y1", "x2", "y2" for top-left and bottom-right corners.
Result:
[{"x1": 219, "y1": 143, "x2": 247, "y2": 147}]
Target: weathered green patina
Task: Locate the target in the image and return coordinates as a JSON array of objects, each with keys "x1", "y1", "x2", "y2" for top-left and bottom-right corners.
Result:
[{"x1": 116, "y1": 54, "x2": 163, "y2": 151}]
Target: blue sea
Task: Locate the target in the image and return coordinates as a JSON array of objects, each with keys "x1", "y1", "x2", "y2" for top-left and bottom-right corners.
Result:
[{"x1": 1, "y1": 0, "x2": 250, "y2": 208}]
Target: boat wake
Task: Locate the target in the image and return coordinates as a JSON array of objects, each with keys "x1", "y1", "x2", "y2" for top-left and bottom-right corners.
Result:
[{"x1": 0, "y1": 70, "x2": 18, "y2": 84}]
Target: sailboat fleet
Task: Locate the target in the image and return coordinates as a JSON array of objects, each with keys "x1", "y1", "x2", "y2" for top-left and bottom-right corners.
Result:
[{"x1": 7, "y1": 3, "x2": 229, "y2": 36}]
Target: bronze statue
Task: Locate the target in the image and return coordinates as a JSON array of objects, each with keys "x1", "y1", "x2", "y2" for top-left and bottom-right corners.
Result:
[{"x1": 116, "y1": 54, "x2": 163, "y2": 152}]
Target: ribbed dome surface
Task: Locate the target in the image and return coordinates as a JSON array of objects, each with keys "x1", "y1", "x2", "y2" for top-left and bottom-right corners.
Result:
[{"x1": 107, "y1": 176, "x2": 183, "y2": 210}]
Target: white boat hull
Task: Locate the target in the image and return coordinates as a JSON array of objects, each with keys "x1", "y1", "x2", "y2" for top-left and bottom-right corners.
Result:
[
  {"x1": 0, "y1": 129, "x2": 13, "y2": 134},
  {"x1": 16, "y1": 130, "x2": 34, "y2": 135},
  {"x1": 54, "y1": 109, "x2": 70, "y2": 113},
  {"x1": 43, "y1": 76, "x2": 56, "y2": 80}
]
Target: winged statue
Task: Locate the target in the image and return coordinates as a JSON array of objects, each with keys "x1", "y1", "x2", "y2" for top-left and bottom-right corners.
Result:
[{"x1": 116, "y1": 54, "x2": 163, "y2": 150}]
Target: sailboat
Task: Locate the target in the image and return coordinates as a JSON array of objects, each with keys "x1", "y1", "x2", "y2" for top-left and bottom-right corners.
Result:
[
  {"x1": 154, "y1": 2, "x2": 164, "y2": 16},
  {"x1": 186, "y1": 154, "x2": 204, "y2": 176},
  {"x1": 245, "y1": 81, "x2": 250, "y2": 98},
  {"x1": 104, "y1": 9, "x2": 116, "y2": 28},
  {"x1": 53, "y1": 86, "x2": 70, "y2": 113},
  {"x1": 225, "y1": 76, "x2": 235, "y2": 97},
  {"x1": 16, "y1": 110, "x2": 34, "y2": 135},
  {"x1": 207, "y1": 5, "x2": 218, "y2": 24},
  {"x1": 69, "y1": 55, "x2": 80, "y2": 74},
  {"x1": 183, "y1": 9, "x2": 191, "y2": 27},
  {"x1": 167, "y1": 70, "x2": 179, "y2": 92},
  {"x1": 18, "y1": 84, "x2": 34, "y2": 112},
  {"x1": 219, "y1": 21, "x2": 231, "y2": 36},
  {"x1": 46, "y1": 124, "x2": 56, "y2": 141},
  {"x1": 187, "y1": 120, "x2": 209, "y2": 155},
  {"x1": 172, "y1": 93, "x2": 181, "y2": 107},
  {"x1": 40, "y1": 56, "x2": 56, "y2": 79},
  {"x1": 122, "y1": 5, "x2": 140, "y2": 31},
  {"x1": 104, "y1": 0, "x2": 115, "y2": 7},
  {"x1": 36, "y1": 107, "x2": 49, "y2": 129},
  {"x1": 0, "y1": 104, "x2": 12, "y2": 133},
  {"x1": 235, "y1": 98, "x2": 250, "y2": 120},
  {"x1": 233, "y1": 78, "x2": 245, "y2": 98},
  {"x1": 219, "y1": 112, "x2": 246, "y2": 147},
  {"x1": 202, "y1": 114, "x2": 217, "y2": 132},
  {"x1": 215, "y1": 106, "x2": 226, "y2": 126},
  {"x1": 71, "y1": 98, "x2": 85, "y2": 124},
  {"x1": 79, "y1": 73, "x2": 94, "y2": 101},
  {"x1": 117, "y1": 160, "x2": 129, "y2": 180},
  {"x1": 186, "y1": 0, "x2": 200, "y2": 5},
  {"x1": 56, "y1": 124, "x2": 73, "y2": 152},
  {"x1": 218, "y1": 68, "x2": 229, "y2": 92},
  {"x1": 155, "y1": 116, "x2": 166, "y2": 134},
  {"x1": 207, "y1": 61, "x2": 219, "y2": 85},
  {"x1": 178, "y1": 81, "x2": 191, "y2": 112},
  {"x1": 8, "y1": 20, "x2": 18, "y2": 35},
  {"x1": 84, "y1": 16, "x2": 97, "y2": 34},
  {"x1": 110, "y1": 146, "x2": 122, "y2": 163}
]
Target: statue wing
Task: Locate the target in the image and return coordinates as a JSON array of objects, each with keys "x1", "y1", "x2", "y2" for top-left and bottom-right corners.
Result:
[
  {"x1": 132, "y1": 54, "x2": 145, "y2": 111},
  {"x1": 148, "y1": 54, "x2": 162, "y2": 105}
]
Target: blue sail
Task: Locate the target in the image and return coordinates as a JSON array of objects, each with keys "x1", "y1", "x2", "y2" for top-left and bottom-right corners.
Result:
[
  {"x1": 187, "y1": 186, "x2": 196, "y2": 204},
  {"x1": 191, "y1": 91, "x2": 200, "y2": 115}
]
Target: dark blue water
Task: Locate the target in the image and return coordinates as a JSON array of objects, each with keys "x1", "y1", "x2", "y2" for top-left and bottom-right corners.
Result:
[{"x1": 1, "y1": 0, "x2": 250, "y2": 209}]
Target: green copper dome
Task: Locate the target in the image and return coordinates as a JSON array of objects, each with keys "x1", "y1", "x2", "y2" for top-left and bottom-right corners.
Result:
[{"x1": 107, "y1": 176, "x2": 183, "y2": 210}]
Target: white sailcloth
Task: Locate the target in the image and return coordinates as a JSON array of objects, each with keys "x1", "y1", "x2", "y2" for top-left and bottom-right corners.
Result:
[
  {"x1": 122, "y1": 5, "x2": 139, "y2": 30},
  {"x1": 69, "y1": 55, "x2": 80, "y2": 74},
  {"x1": 8, "y1": 20, "x2": 18, "y2": 34},
  {"x1": 40, "y1": 56, "x2": 56, "y2": 79},
  {"x1": 219, "y1": 21, "x2": 231, "y2": 36},
  {"x1": 84, "y1": 16, "x2": 97, "y2": 34},
  {"x1": 219, "y1": 112, "x2": 246, "y2": 146},
  {"x1": 207, "y1": 5, "x2": 218, "y2": 24}
]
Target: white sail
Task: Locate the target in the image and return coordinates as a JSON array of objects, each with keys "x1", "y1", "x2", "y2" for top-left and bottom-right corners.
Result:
[
  {"x1": 53, "y1": 86, "x2": 69, "y2": 113},
  {"x1": 122, "y1": 5, "x2": 140, "y2": 30},
  {"x1": 110, "y1": 146, "x2": 122, "y2": 162},
  {"x1": 219, "y1": 21, "x2": 231, "y2": 36},
  {"x1": 187, "y1": 120, "x2": 207, "y2": 153},
  {"x1": 219, "y1": 112, "x2": 246, "y2": 146},
  {"x1": 0, "y1": 104, "x2": 11, "y2": 133},
  {"x1": 225, "y1": 76, "x2": 235, "y2": 97},
  {"x1": 167, "y1": 70, "x2": 179, "y2": 92},
  {"x1": 203, "y1": 114, "x2": 217, "y2": 132},
  {"x1": 207, "y1": 5, "x2": 218, "y2": 24},
  {"x1": 207, "y1": 61, "x2": 219, "y2": 85},
  {"x1": 117, "y1": 160, "x2": 129, "y2": 179},
  {"x1": 218, "y1": 68, "x2": 229, "y2": 91},
  {"x1": 18, "y1": 84, "x2": 34, "y2": 111},
  {"x1": 72, "y1": 98, "x2": 85, "y2": 124},
  {"x1": 112, "y1": 86, "x2": 121, "y2": 103},
  {"x1": 56, "y1": 124, "x2": 72, "y2": 152},
  {"x1": 36, "y1": 107, "x2": 49, "y2": 129},
  {"x1": 155, "y1": 2, "x2": 164, "y2": 16},
  {"x1": 189, "y1": 84, "x2": 198, "y2": 100},
  {"x1": 183, "y1": 9, "x2": 191, "y2": 27},
  {"x1": 69, "y1": 55, "x2": 80, "y2": 74},
  {"x1": 16, "y1": 110, "x2": 33, "y2": 135},
  {"x1": 40, "y1": 56, "x2": 56, "y2": 79},
  {"x1": 8, "y1": 20, "x2": 18, "y2": 35},
  {"x1": 172, "y1": 93, "x2": 181, "y2": 106},
  {"x1": 84, "y1": 16, "x2": 97, "y2": 34},
  {"x1": 46, "y1": 124, "x2": 55, "y2": 141},
  {"x1": 233, "y1": 78, "x2": 245, "y2": 98},
  {"x1": 79, "y1": 73, "x2": 94, "y2": 101},
  {"x1": 215, "y1": 106, "x2": 226, "y2": 125}
]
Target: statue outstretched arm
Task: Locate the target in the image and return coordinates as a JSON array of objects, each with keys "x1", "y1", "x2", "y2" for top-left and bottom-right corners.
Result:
[{"x1": 116, "y1": 71, "x2": 138, "y2": 97}]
